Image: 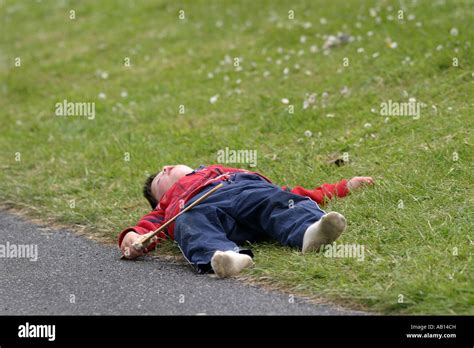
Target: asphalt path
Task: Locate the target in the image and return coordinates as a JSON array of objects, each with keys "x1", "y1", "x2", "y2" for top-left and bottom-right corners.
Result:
[{"x1": 0, "y1": 210, "x2": 363, "y2": 315}]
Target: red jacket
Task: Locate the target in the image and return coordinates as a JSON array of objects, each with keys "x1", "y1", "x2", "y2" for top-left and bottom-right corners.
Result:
[{"x1": 118, "y1": 165, "x2": 349, "y2": 252}]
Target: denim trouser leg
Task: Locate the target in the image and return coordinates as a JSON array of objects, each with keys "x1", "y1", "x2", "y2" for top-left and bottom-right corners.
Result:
[{"x1": 173, "y1": 173, "x2": 326, "y2": 272}]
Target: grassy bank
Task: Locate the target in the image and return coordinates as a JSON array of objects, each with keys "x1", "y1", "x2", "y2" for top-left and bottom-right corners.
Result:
[{"x1": 1, "y1": 0, "x2": 472, "y2": 314}]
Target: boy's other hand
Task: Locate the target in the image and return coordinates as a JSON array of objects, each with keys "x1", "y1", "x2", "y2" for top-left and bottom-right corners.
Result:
[
  {"x1": 121, "y1": 232, "x2": 145, "y2": 259},
  {"x1": 347, "y1": 176, "x2": 374, "y2": 191}
]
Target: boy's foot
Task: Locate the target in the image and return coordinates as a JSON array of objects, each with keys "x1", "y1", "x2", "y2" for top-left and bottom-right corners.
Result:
[
  {"x1": 302, "y1": 212, "x2": 347, "y2": 253},
  {"x1": 211, "y1": 250, "x2": 254, "y2": 278}
]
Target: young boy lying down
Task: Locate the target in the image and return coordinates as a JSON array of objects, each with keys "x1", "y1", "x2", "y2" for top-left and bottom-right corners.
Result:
[{"x1": 118, "y1": 164, "x2": 374, "y2": 278}]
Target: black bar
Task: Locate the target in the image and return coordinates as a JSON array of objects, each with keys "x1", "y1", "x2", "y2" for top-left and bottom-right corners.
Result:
[{"x1": 0, "y1": 315, "x2": 472, "y2": 346}]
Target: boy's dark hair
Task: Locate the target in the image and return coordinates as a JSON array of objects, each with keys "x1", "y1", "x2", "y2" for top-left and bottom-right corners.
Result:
[{"x1": 143, "y1": 173, "x2": 158, "y2": 209}]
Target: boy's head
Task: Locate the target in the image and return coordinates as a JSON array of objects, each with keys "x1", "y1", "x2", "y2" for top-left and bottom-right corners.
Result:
[{"x1": 143, "y1": 165, "x2": 193, "y2": 209}]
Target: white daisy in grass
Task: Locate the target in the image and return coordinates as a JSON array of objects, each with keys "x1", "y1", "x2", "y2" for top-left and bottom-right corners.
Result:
[
  {"x1": 120, "y1": 90, "x2": 128, "y2": 98},
  {"x1": 303, "y1": 93, "x2": 316, "y2": 110},
  {"x1": 209, "y1": 95, "x2": 219, "y2": 104},
  {"x1": 385, "y1": 38, "x2": 398, "y2": 49},
  {"x1": 323, "y1": 34, "x2": 351, "y2": 50},
  {"x1": 98, "y1": 92, "x2": 106, "y2": 99},
  {"x1": 450, "y1": 28, "x2": 459, "y2": 36},
  {"x1": 340, "y1": 86, "x2": 350, "y2": 95},
  {"x1": 281, "y1": 98, "x2": 289, "y2": 104},
  {"x1": 323, "y1": 35, "x2": 339, "y2": 49},
  {"x1": 96, "y1": 70, "x2": 108, "y2": 79},
  {"x1": 304, "y1": 130, "x2": 312, "y2": 137}
]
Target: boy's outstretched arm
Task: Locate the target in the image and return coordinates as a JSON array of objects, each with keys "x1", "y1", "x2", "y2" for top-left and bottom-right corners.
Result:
[
  {"x1": 118, "y1": 207, "x2": 166, "y2": 259},
  {"x1": 283, "y1": 176, "x2": 374, "y2": 205},
  {"x1": 347, "y1": 176, "x2": 375, "y2": 190}
]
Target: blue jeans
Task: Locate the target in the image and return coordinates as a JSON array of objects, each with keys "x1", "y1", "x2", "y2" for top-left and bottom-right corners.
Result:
[{"x1": 173, "y1": 173, "x2": 326, "y2": 273}]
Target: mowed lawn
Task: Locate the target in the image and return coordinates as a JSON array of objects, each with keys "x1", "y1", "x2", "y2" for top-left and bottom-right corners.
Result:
[{"x1": 1, "y1": 0, "x2": 472, "y2": 314}]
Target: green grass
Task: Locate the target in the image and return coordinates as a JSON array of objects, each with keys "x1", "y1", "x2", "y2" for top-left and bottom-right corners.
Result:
[{"x1": 1, "y1": 0, "x2": 473, "y2": 314}]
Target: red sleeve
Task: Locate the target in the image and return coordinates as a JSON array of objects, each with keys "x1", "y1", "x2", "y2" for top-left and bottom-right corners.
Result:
[
  {"x1": 117, "y1": 207, "x2": 166, "y2": 253},
  {"x1": 282, "y1": 179, "x2": 349, "y2": 205}
]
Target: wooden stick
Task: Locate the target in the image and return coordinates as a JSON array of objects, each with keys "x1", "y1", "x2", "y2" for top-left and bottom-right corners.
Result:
[{"x1": 131, "y1": 182, "x2": 224, "y2": 251}]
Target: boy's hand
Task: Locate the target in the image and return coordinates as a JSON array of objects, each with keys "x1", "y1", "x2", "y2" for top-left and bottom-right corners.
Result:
[
  {"x1": 347, "y1": 176, "x2": 374, "y2": 191},
  {"x1": 120, "y1": 232, "x2": 145, "y2": 259}
]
